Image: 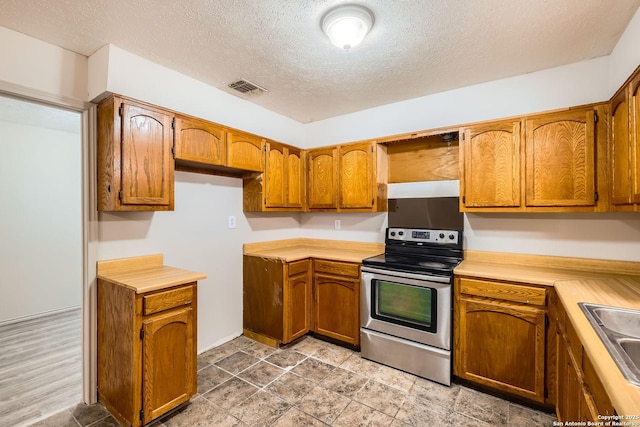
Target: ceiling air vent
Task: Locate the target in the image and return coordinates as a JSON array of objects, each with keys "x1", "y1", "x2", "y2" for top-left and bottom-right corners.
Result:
[{"x1": 227, "y1": 79, "x2": 268, "y2": 95}]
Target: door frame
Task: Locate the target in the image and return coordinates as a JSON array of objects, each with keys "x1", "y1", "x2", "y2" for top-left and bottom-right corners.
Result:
[{"x1": 0, "y1": 81, "x2": 98, "y2": 404}]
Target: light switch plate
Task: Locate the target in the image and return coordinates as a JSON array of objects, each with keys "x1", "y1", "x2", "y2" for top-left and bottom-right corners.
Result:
[
  {"x1": 228, "y1": 216, "x2": 236, "y2": 229},
  {"x1": 334, "y1": 219, "x2": 341, "y2": 230}
]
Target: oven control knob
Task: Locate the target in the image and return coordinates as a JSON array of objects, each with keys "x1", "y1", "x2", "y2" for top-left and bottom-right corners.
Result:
[
  {"x1": 390, "y1": 231, "x2": 396, "y2": 237},
  {"x1": 449, "y1": 234, "x2": 455, "y2": 240},
  {"x1": 398, "y1": 231, "x2": 404, "y2": 236},
  {"x1": 439, "y1": 233, "x2": 445, "y2": 239}
]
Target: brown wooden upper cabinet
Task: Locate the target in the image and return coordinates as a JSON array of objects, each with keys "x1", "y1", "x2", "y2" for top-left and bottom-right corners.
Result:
[
  {"x1": 307, "y1": 142, "x2": 386, "y2": 212},
  {"x1": 339, "y1": 142, "x2": 376, "y2": 209},
  {"x1": 227, "y1": 130, "x2": 265, "y2": 172},
  {"x1": 243, "y1": 141, "x2": 306, "y2": 212},
  {"x1": 460, "y1": 121, "x2": 521, "y2": 208},
  {"x1": 525, "y1": 108, "x2": 596, "y2": 207},
  {"x1": 610, "y1": 70, "x2": 640, "y2": 211},
  {"x1": 307, "y1": 146, "x2": 339, "y2": 209},
  {"x1": 174, "y1": 115, "x2": 226, "y2": 166},
  {"x1": 460, "y1": 105, "x2": 605, "y2": 212},
  {"x1": 265, "y1": 142, "x2": 305, "y2": 209},
  {"x1": 97, "y1": 95, "x2": 175, "y2": 211}
]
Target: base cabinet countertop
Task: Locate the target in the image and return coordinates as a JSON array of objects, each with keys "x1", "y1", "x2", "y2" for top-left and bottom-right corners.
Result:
[
  {"x1": 554, "y1": 277, "x2": 640, "y2": 417},
  {"x1": 455, "y1": 250, "x2": 640, "y2": 417},
  {"x1": 243, "y1": 239, "x2": 383, "y2": 347},
  {"x1": 96, "y1": 254, "x2": 206, "y2": 427}
]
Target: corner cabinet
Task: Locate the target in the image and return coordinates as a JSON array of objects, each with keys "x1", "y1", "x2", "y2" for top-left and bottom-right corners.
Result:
[
  {"x1": 243, "y1": 256, "x2": 312, "y2": 345},
  {"x1": 97, "y1": 281, "x2": 197, "y2": 426},
  {"x1": 610, "y1": 69, "x2": 640, "y2": 211},
  {"x1": 97, "y1": 95, "x2": 174, "y2": 211},
  {"x1": 454, "y1": 277, "x2": 548, "y2": 403},
  {"x1": 460, "y1": 105, "x2": 607, "y2": 212},
  {"x1": 313, "y1": 259, "x2": 361, "y2": 346},
  {"x1": 243, "y1": 141, "x2": 306, "y2": 212}
]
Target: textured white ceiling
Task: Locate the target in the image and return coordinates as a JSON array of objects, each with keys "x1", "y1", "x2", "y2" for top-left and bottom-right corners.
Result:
[{"x1": 0, "y1": 0, "x2": 638, "y2": 123}]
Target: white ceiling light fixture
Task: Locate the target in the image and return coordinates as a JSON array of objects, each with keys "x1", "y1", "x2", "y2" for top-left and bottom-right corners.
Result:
[{"x1": 321, "y1": 4, "x2": 374, "y2": 50}]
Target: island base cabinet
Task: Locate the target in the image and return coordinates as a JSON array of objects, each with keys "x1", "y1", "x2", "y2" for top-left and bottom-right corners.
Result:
[{"x1": 97, "y1": 280, "x2": 197, "y2": 427}]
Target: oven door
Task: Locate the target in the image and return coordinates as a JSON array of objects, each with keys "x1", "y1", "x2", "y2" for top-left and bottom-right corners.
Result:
[{"x1": 361, "y1": 267, "x2": 451, "y2": 350}]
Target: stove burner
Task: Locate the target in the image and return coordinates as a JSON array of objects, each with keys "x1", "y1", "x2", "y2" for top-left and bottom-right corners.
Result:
[{"x1": 418, "y1": 261, "x2": 447, "y2": 269}]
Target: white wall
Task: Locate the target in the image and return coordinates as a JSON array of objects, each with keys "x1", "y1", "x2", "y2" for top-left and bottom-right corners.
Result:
[
  {"x1": 609, "y1": 7, "x2": 640, "y2": 95},
  {"x1": 98, "y1": 173, "x2": 302, "y2": 352},
  {"x1": 0, "y1": 116, "x2": 82, "y2": 323},
  {"x1": 302, "y1": 57, "x2": 610, "y2": 147},
  {"x1": 0, "y1": 26, "x2": 87, "y2": 103},
  {"x1": 88, "y1": 44, "x2": 305, "y2": 146}
]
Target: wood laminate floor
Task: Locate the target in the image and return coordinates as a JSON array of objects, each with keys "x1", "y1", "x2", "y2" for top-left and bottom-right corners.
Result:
[{"x1": 0, "y1": 308, "x2": 82, "y2": 427}]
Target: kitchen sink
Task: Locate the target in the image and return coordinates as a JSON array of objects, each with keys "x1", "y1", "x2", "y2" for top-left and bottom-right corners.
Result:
[{"x1": 579, "y1": 303, "x2": 640, "y2": 386}]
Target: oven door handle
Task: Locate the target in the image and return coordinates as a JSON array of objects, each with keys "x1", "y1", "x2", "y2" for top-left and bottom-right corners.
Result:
[{"x1": 361, "y1": 267, "x2": 451, "y2": 284}]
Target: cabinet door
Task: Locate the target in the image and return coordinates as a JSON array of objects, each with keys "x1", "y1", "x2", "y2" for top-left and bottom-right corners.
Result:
[
  {"x1": 227, "y1": 131, "x2": 264, "y2": 172},
  {"x1": 142, "y1": 307, "x2": 195, "y2": 424},
  {"x1": 339, "y1": 143, "x2": 375, "y2": 209},
  {"x1": 308, "y1": 147, "x2": 338, "y2": 209},
  {"x1": 121, "y1": 102, "x2": 174, "y2": 207},
  {"x1": 632, "y1": 76, "x2": 640, "y2": 204},
  {"x1": 524, "y1": 109, "x2": 596, "y2": 207},
  {"x1": 287, "y1": 147, "x2": 305, "y2": 208},
  {"x1": 610, "y1": 89, "x2": 631, "y2": 205},
  {"x1": 564, "y1": 344, "x2": 582, "y2": 422},
  {"x1": 313, "y1": 273, "x2": 359, "y2": 345},
  {"x1": 265, "y1": 142, "x2": 286, "y2": 208},
  {"x1": 174, "y1": 116, "x2": 226, "y2": 166},
  {"x1": 457, "y1": 296, "x2": 546, "y2": 402},
  {"x1": 285, "y1": 270, "x2": 311, "y2": 343},
  {"x1": 461, "y1": 121, "x2": 521, "y2": 208}
]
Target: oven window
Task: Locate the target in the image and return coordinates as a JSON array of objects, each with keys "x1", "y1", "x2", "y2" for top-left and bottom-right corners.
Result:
[{"x1": 372, "y1": 279, "x2": 437, "y2": 333}]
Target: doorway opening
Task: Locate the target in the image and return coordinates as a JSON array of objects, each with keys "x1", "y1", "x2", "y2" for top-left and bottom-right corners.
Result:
[{"x1": 0, "y1": 94, "x2": 83, "y2": 426}]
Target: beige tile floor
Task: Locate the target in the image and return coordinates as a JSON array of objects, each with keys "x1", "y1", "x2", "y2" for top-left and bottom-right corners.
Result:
[{"x1": 32, "y1": 335, "x2": 557, "y2": 426}]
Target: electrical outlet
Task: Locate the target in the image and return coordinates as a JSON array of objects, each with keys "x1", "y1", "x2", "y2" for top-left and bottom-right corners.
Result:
[
  {"x1": 334, "y1": 219, "x2": 341, "y2": 230},
  {"x1": 228, "y1": 216, "x2": 236, "y2": 229}
]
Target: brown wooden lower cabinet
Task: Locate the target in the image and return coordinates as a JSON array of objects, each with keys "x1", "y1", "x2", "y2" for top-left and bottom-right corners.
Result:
[
  {"x1": 313, "y1": 259, "x2": 361, "y2": 346},
  {"x1": 97, "y1": 280, "x2": 197, "y2": 427},
  {"x1": 243, "y1": 256, "x2": 360, "y2": 346},
  {"x1": 454, "y1": 277, "x2": 547, "y2": 403},
  {"x1": 243, "y1": 256, "x2": 312, "y2": 345},
  {"x1": 555, "y1": 298, "x2": 616, "y2": 422}
]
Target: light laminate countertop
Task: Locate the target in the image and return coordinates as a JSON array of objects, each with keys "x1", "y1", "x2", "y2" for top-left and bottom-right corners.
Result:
[
  {"x1": 243, "y1": 238, "x2": 384, "y2": 263},
  {"x1": 97, "y1": 254, "x2": 206, "y2": 293},
  {"x1": 455, "y1": 250, "x2": 640, "y2": 416},
  {"x1": 555, "y1": 277, "x2": 640, "y2": 416}
]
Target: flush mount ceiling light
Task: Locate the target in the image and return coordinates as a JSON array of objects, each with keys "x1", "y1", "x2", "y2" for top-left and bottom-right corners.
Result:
[{"x1": 321, "y1": 4, "x2": 374, "y2": 50}]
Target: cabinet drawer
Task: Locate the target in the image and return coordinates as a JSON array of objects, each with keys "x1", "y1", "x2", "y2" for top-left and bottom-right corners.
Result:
[
  {"x1": 314, "y1": 259, "x2": 360, "y2": 278},
  {"x1": 144, "y1": 285, "x2": 194, "y2": 316},
  {"x1": 288, "y1": 259, "x2": 310, "y2": 277},
  {"x1": 459, "y1": 278, "x2": 546, "y2": 306}
]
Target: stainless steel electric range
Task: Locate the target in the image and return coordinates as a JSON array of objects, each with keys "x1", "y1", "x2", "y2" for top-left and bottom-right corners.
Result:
[{"x1": 361, "y1": 198, "x2": 463, "y2": 386}]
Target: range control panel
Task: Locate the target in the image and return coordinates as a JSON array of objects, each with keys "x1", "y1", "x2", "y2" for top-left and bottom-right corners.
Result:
[{"x1": 387, "y1": 228, "x2": 460, "y2": 245}]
